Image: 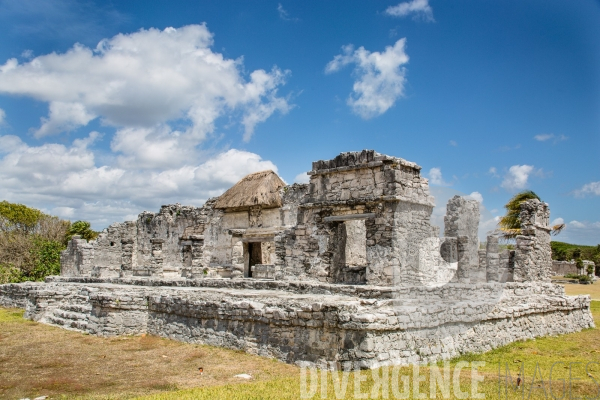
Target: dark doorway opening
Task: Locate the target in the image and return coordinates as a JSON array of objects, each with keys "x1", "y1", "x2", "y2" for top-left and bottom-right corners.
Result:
[{"x1": 247, "y1": 242, "x2": 263, "y2": 278}]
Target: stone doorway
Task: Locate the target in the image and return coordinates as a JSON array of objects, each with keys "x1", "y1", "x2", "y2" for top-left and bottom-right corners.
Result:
[
  {"x1": 246, "y1": 242, "x2": 263, "y2": 278},
  {"x1": 330, "y1": 218, "x2": 368, "y2": 284}
]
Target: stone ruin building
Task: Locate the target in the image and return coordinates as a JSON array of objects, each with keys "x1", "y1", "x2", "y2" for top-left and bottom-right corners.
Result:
[{"x1": 0, "y1": 150, "x2": 593, "y2": 369}]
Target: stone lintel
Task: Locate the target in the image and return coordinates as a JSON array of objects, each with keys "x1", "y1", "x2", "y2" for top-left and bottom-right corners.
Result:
[
  {"x1": 300, "y1": 195, "x2": 434, "y2": 209},
  {"x1": 180, "y1": 234, "x2": 205, "y2": 241},
  {"x1": 324, "y1": 213, "x2": 376, "y2": 222}
]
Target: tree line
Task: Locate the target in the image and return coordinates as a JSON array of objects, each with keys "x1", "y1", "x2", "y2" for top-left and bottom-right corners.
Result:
[{"x1": 0, "y1": 201, "x2": 97, "y2": 284}]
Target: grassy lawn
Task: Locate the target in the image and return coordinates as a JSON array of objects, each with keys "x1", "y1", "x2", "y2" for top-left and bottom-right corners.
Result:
[
  {"x1": 1, "y1": 282, "x2": 599, "y2": 399},
  {"x1": 0, "y1": 309, "x2": 297, "y2": 399}
]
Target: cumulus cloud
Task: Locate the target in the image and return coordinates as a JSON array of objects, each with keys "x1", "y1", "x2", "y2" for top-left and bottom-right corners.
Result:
[
  {"x1": 0, "y1": 24, "x2": 291, "y2": 147},
  {"x1": 0, "y1": 133, "x2": 278, "y2": 228},
  {"x1": 294, "y1": 172, "x2": 309, "y2": 184},
  {"x1": 552, "y1": 219, "x2": 600, "y2": 245},
  {"x1": 573, "y1": 181, "x2": 600, "y2": 197},
  {"x1": 551, "y1": 217, "x2": 564, "y2": 226},
  {"x1": 466, "y1": 191, "x2": 483, "y2": 203},
  {"x1": 385, "y1": 0, "x2": 434, "y2": 22},
  {"x1": 500, "y1": 165, "x2": 534, "y2": 191},
  {"x1": 0, "y1": 24, "x2": 294, "y2": 229},
  {"x1": 34, "y1": 101, "x2": 96, "y2": 138},
  {"x1": 0, "y1": 108, "x2": 5, "y2": 125},
  {"x1": 427, "y1": 167, "x2": 452, "y2": 186},
  {"x1": 325, "y1": 39, "x2": 409, "y2": 119}
]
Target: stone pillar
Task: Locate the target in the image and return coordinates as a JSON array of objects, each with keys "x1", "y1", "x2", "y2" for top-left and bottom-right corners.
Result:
[
  {"x1": 512, "y1": 199, "x2": 552, "y2": 282},
  {"x1": 120, "y1": 221, "x2": 137, "y2": 277},
  {"x1": 486, "y1": 235, "x2": 499, "y2": 282},
  {"x1": 444, "y1": 196, "x2": 481, "y2": 283},
  {"x1": 150, "y1": 239, "x2": 164, "y2": 277},
  {"x1": 231, "y1": 238, "x2": 244, "y2": 279}
]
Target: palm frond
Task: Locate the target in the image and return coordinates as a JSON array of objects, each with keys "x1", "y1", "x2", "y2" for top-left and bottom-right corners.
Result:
[
  {"x1": 551, "y1": 223, "x2": 565, "y2": 236},
  {"x1": 498, "y1": 190, "x2": 540, "y2": 238}
]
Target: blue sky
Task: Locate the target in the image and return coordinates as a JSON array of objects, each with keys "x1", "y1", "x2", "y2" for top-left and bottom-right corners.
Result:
[{"x1": 0, "y1": 0, "x2": 598, "y2": 244}]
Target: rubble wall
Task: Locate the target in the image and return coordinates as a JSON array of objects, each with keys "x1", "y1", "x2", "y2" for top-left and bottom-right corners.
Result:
[{"x1": 0, "y1": 280, "x2": 593, "y2": 369}]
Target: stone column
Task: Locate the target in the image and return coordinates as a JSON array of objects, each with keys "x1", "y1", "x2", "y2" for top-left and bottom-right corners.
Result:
[
  {"x1": 444, "y1": 196, "x2": 481, "y2": 283},
  {"x1": 150, "y1": 239, "x2": 164, "y2": 277},
  {"x1": 486, "y1": 235, "x2": 499, "y2": 282},
  {"x1": 512, "y1": 199, "x2": 552, "y2": 282}
]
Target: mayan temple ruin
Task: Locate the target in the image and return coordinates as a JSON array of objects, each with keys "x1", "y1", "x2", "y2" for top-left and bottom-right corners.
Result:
[{"x1": 0, "y1": 150, "x2": 593, "y2": 369}]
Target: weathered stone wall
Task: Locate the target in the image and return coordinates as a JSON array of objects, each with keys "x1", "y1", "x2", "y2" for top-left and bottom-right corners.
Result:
[
  {"x1": 275, "y1": 150, "x2": 437, "y2": 286},
  {"x1": 58, "y1": 151, "x2": 559, "y2": 288},
  {"x1": 135, "y1": 203, "x2": 209, "y2": 278},
  {"x1": 552, "y1": 260, "x2": 579, "y2": 276},
  {"x1": 0, "y1": 279, "x2": 592, "y2": 369},
  {"x1": 60, "y1": 236, "x2": 94, "y2": 277}
]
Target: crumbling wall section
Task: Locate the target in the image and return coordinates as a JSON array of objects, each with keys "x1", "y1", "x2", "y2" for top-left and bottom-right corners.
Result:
[
  {"x1": 275, "y1": 150, "x2": 436, "y2": 286},
  {"x1": 60, "y1": 237, "x2": 94, "y2": 277},
  {"x1": 513, "y1": 199, "x2": 552, "y2": 282},
  {"x1": 135, "y1": 203, "x2": 210, "y2": 278}
]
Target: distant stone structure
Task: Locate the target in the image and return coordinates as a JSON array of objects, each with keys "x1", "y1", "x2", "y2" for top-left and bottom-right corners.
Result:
[
  {"x1": 0, "y1": 150, "x2": 593, "y2": 369},
  {"x1": 552, "y1": 260, "x2": 596, "y2": 277}
]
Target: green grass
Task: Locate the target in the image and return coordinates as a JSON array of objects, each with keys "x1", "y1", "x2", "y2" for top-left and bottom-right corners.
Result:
[
  {"x1": 3, "y1": 300, "x2": 600, "y2": 399},
  {"x1": 137, "y1": 301, "x2": 600, "y2": 400},
  {"x1": 0, "y1": 307, "x2": 25, "y2": 323}
]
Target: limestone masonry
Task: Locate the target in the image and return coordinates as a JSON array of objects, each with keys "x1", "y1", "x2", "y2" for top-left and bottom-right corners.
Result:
[{"x1": 0, "y1": 150, "x2": 593, "y2": 369}]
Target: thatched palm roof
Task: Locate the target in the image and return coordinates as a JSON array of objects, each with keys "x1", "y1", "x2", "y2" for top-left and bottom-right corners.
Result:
[{"x1": 214, "y1": 170, "x2": 285, "y2": 211}]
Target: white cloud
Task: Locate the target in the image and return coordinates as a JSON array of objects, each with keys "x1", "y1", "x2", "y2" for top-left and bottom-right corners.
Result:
[
  {"x1": 428, "y1": 167, "x2": 452, "y2": 186},
  {"x1": 553, "y1": 219, "x2": 600, "y2": 245},
  {"x1": 0, "y1": 24, "x2": 295, "y2": 230},
  {"x1": 573, "y1": 181, "x2": 600, "y2": 197},
  {"x1": 0, "y1": 133, "x2": 279, "y2": 229},
  {"x1": 0, "y1": 24, "x2": 291, "y2": 148},
  {"x1": 500, "y1": 165, "x2": 534, "y2": 191},
  {"x1": 533, "y1": 133, "x2": 568, "y2": 143},
  {"x1": 551, "y1": 217, "x2": 564, "y2": 226},
  {"x1": 0, "y1": 108, "x2": 5, "y2": 125},
  {"x1": 34, "y1": 101, "x2": 96, "y2": 138},
  {"x1": 466, "y1": 191, "x2": 483, "y2": 204},
  {"x1": 385, "y1": 0, "x2": 435, "y2": 22},
  {"x1": 277, "y1": 3, "x2": 298, "y2": 21},
  {"x1": 325, "y1": 39, "x2": 409, "y2": 119},
  {"x1": 21, "y1": 50, "x2": 34, "y2": 59},
  {"x1": 449, "y1": 140, "x2": 457, "y2": 147},
  {"x1": 569, "y1": 220, "x2": 586, "y2": 229},
  {"x1": 294, "y1": 172, "x2": 309, "y2": 184},
  {"x1": 488, "y1": 167, "x2": 499, "y2": 178}
]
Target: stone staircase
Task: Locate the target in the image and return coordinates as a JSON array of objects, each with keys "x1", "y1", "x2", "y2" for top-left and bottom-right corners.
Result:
[{"x1": 45, "y1": 293, "x2": 92, "y2": 332}]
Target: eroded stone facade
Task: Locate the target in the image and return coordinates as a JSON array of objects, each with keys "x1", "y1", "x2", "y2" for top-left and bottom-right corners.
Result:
[{"x1": 0, "y1": 150, "x2": 593, "y2": 369}]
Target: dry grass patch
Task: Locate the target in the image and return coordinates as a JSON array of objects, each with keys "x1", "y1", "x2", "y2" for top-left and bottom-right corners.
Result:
[
  {"x1": 563, "y1": 281, "x2": 600, "y2": 299},
  {"x1": 0, "y1": 308, "x2": 297, "y2": 399}
]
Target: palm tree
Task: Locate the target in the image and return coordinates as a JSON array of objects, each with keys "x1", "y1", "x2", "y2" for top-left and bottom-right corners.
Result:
[{"x1": 498, "y1": 190, "x2": 565, "y2": 239}]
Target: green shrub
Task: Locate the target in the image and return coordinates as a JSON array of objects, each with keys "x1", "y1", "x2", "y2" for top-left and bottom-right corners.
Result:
[{"x1": 0, "y1": 200, "x2": 73, "y2": 283}]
